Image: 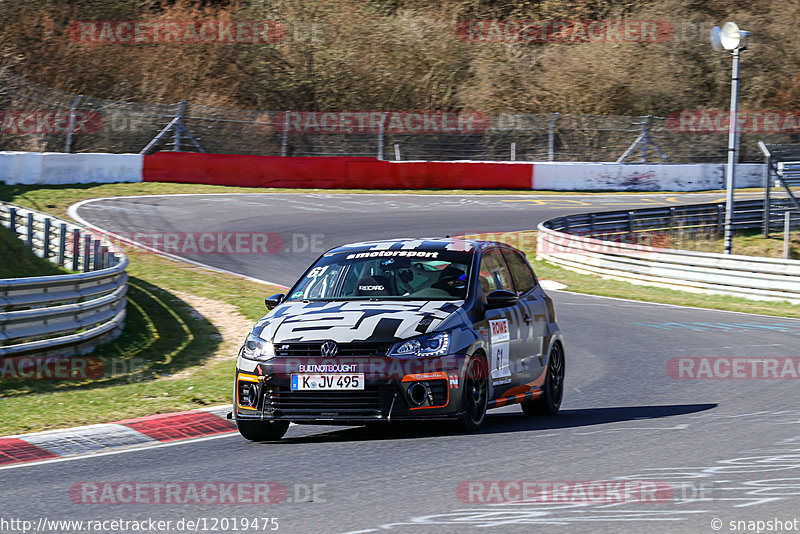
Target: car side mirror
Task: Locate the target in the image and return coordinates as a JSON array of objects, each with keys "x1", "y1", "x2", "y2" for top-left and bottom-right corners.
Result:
[
  {"x1": 265, "y1": 293, "x2": 285, "y2": 310},
  {"x1": 485, "y1": 289, "x2": 518, "y2": 309}
]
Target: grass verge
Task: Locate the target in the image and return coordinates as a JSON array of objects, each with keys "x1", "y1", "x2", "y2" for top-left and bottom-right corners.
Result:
[
  {"x1": 668, "y1": 228, "x2": 800, "y2": 260},
  {"x1": 0, "y1": 224, "x2": 67, "y2": 278}
]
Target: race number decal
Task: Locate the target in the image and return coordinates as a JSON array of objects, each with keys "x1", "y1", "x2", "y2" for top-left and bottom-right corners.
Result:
[
  {"x1": 306, "y1": 266, "x2": 328, "y2": 278},
  {"x1": 489, "y1": 318, "x2": 511, "y2": 378}
]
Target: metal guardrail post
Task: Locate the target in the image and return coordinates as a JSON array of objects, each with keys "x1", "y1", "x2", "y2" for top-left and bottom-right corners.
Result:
[
  {"x1": 58, "y1": 223, "x2": 67, "y2": 266},
  {"x1": 9, "y1": 207, "x2": 16, "y2": 235},
  {"x1": 377, "y1": 112, "x2": 388, "y2": 161},
  {"x1": 92, "y1": 239, "x2": 101, "y2": 271},
  {"x1": 716, "y1": 204, "x2": 724, "y2": 237},
  {"x1": 510, "y1": 142, "x2": 516, "y2": 161},
  {"x1": 616, "y1": 115, "x2": 668, "y2": 164},
  {"x1": 98, "y1": 245, "x2": 107, "y2": 269},
  {"x1": 71, "y1": 229, "x2": 80, "y2": 271},
  {"x1": 83, "y1": 235, "x2": 92, "y2": 273},
  {"x1": 140, "y1": 100, "x2": 204, "y2": 155},
  {"x1": 26, "y1": 213, "x2": 33, "y2": 249},
  {"x1": 43, "y1": 217, "x2": 52, "y2": 259},
  {"x1": 589, "y1": 213, "x2": 596, "y2": 236},
  {"x1": 785, "y1": 211, "x2": 792, "y2": 259},
  {"x1": 548, "y1": 113, "x2": 559, "y2": 162},
  {"x1": 627, "y1": 211, "x2": 635, "y2": 241},
  {"x1": 64, "y1": 94, "x2": 83, "y2": 153},
  {"x1": 174, "y1": 100, "x2": 185, "y2": 152},
  {"x1": 763, "y1": 151, "x2": 772, "y2": 237},
  {"x1": 281, "y1": 110, "x2": 289, "y2": 157},
  {"x1": 668, "y1": 207, "x2": 676, "y2": 243}
]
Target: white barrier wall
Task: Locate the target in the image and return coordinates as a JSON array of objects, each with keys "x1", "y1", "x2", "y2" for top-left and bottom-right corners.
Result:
[
  {"x1": 0, "y1": 152, "x2": 143, "y2": 185},
  {"x1": 531, "y1": 162, "x2": 763, "y2": 191}
]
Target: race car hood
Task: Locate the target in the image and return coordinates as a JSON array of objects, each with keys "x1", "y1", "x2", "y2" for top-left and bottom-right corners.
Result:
[{"x1": 252, "y1": 300, "x2": 463, "y2": 343}]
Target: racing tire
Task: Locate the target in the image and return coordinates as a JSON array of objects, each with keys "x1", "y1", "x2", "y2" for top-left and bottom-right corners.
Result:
[
  {"x1": 236, "y1": 419, "x2": 290, "y2": 442},
  {"x1": 457, "y1": 354, "x2": 489, "y2": 431},
  {"x1": 522, "y1": 342, "x2": 564, "y2": 416}
]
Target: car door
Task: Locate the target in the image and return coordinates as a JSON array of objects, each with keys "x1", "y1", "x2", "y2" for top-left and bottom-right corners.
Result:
[
  {"x1": 478, "y1": 247, "x2": 522, "y2": 390},
  {"x1": 501, "y1": 247, "x2": 547, "y2": 382}
]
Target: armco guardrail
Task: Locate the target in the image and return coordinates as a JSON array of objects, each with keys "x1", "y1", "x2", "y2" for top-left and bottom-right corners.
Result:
[
  {"x1": 537, "y1": 199, "x2": 800, "y2": 304},
  {"x1": 0, "y1": 203, "x2": 127, "y2": 356}
]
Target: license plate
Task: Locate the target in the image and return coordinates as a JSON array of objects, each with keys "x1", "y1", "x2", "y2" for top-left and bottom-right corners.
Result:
[{"x1": 290, "y1": 373, "x2": 364, "y2": 391}]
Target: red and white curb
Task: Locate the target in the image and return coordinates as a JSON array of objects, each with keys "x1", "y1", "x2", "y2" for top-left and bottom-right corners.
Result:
[{"x1": 0, "y1": 405, "x2": 234, "y2": 466}]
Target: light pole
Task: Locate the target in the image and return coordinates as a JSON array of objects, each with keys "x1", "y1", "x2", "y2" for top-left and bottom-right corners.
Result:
[{"x1": 711, "y1": 22, "x2": 749, "y2": 254}]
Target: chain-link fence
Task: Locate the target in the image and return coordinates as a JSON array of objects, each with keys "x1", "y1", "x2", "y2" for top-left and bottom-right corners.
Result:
[{"x1": 2, "y1": 68, "x2": 798, "y2": 163}]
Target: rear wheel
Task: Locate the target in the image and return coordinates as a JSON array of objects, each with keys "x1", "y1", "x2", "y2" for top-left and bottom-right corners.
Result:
[
  {"x1": 236, "y1": 419, "x2": 290, "y2": 442},
  {"x1": 522, "y1": 342, "x2": 564, "y2": 416},
  {"x1": 457, "y1": 355, "x2": 488, "y2": 431}
]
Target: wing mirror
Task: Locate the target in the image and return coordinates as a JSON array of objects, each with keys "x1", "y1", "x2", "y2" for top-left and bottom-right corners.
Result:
[
  {"x1": 485, "y1": 289, "x2": 518, "y2": 309},
  {"x1": 264, "y1": 293, "x2": 285, "y2": 310}
]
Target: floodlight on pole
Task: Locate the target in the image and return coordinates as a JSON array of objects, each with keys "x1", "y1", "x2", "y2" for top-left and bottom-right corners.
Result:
[{"x1": 710, "y1": 21, "x2": 749, "y2": 255}]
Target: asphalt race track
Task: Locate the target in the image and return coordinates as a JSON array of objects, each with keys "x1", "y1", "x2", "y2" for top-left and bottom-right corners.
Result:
[{"x1": 4, "y1": 192, "x2": 799, "y2": 534}]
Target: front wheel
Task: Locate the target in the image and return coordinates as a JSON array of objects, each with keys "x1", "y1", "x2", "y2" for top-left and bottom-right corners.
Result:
[
  {"x1": 236, "y1": 419, "x2": 290, "y2": 442},
  {"x1": 522, "y1": 342, "x2": 564, "y2": 416},
  {"x1": 457, "y1": 355, "x2": 489, "y2": 431}
]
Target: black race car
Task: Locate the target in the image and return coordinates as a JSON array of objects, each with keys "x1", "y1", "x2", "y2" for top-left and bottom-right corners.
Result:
[{"x1": 233, "y1": 237, "x2": 565, "y2": 441}]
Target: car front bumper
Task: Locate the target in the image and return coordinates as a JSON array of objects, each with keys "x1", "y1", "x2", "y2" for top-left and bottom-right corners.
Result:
[{"x1": 234, "y1": 354, "x2": 469, "y2": 424}]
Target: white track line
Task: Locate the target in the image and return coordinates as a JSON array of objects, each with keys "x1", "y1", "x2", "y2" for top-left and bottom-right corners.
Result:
[
  {"x1": 550, "y1": 289, "x2": 800, "y2": 320},
  {"x1": 68, "y1": 197, "x2": 289, "y2": 289}
]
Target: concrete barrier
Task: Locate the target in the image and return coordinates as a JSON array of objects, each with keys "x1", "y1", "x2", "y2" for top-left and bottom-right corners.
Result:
[
  {"x1": 531, "y1": 162, "x2": 763, "y2": 191},
  {"x1": 142, "y1": 153, "x2": 535, "y2": 190},
  {"x1": 0, "y1": 150, "x2": 767, "y2": 191},
  {"x1": 0, "y1": 152, "x2": 143, "y2": 185}
]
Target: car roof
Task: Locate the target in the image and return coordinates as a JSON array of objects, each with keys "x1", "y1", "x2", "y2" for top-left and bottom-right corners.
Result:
[{"x1": 325, "y1": 237, "x2": 510, "y2": 255}]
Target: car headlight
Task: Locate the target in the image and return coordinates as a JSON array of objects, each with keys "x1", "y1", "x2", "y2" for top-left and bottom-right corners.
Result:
[
  {"x1": 241, "y1": 333, "x2": 275, "y2": 361},
  {"x1": 389, "y1": 332, "x2": 450, "y2": 358}
]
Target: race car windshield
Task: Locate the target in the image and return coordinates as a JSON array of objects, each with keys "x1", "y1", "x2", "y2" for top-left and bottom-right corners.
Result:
[{"x1": 287, "y1": 250, "x2": 473, "y2": 301}]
